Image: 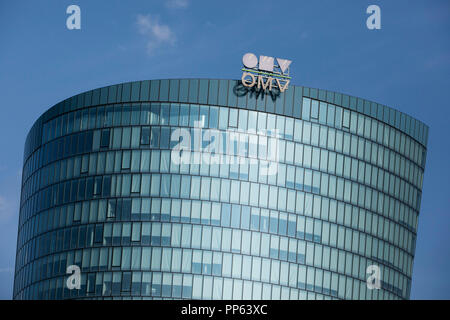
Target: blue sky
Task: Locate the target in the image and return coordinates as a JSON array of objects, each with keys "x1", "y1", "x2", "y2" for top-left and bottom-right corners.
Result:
[{"x1": 0, "y1": 0, "x2": 449, "y2": 299}]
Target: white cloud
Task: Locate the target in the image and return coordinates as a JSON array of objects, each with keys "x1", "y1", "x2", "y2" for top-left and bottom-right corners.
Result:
[
  {"x1": 136, "y1": 14, "x2": 176, "y2": 55},
  {"x1": 166, "y1": 0, "x2": 189, "y2": 9}
]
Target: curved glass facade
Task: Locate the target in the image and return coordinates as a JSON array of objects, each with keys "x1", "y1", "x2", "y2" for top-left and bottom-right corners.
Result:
[{"x1": 13, "y1": 79, "x2": 428, "y2": 300}]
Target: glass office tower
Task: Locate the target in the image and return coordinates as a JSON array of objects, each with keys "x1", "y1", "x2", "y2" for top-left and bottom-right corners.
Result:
[{"x1": 13, "y1": 79, "x2": 428, "y2": 300}]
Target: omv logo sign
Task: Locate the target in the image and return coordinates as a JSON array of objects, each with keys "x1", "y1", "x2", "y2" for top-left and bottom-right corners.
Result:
[
  {"x1": 241, "y1": 53, "x2": 292, "y2": 92},
  {"x1": 242, "y1": 53, "x2": 292, "y2": 75}
]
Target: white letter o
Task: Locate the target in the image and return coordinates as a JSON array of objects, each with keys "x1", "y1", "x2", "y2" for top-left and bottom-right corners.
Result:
[{"x1": 243, "y1": 53, "x2": 258, "y2": 69}]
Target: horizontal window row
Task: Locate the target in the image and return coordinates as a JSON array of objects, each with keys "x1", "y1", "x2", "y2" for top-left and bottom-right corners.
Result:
[
  {"x1": 16, "y1": 272, "x2": 343, "y2": 300},
  {"x1": 26, "y1": 114, "x2": 426, "y2": 192},
  {"x1": 25, "y1": 120, "x2": 425, "y2": 201},
  {"x1": 33, "y1": 79, "x2": 426, "y2": 148},
  {"x1": 22, "y1": 139, "x2": 423, "y2": 213},
  {"x1": 19, "y1": 193, "x2": 416, "y2": 265},
  {"x1": 19, "y1": 190, "x2": 417, "y2": 271},
  {"x1": 303, "y1": 98, "x2": 424, "y2": 166},
  {"x1": 19, "y1": 173, "x2": 418, "y2": 260},
  {"x1": 20, "y1": 170, "x2": 419, "y2": 244},
  {"x1": 17, "y1": 208, "x2": 414, "y2": 283},
  {"x1": 15, "y1": 246, "x2": 407, "y2": 301},
  {"x1": 39, "y1": 101, "x2": 425, "y2": 170}
]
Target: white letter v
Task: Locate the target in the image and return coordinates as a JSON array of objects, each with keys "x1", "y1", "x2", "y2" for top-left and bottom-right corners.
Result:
[{"x1": 277, "y1": 58, "x2": 292, "y2": 74}]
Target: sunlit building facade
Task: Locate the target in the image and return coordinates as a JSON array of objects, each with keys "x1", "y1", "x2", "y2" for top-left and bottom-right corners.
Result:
[{"x1": 13, "y1": 79, "x2": 428, "y2": 299}]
